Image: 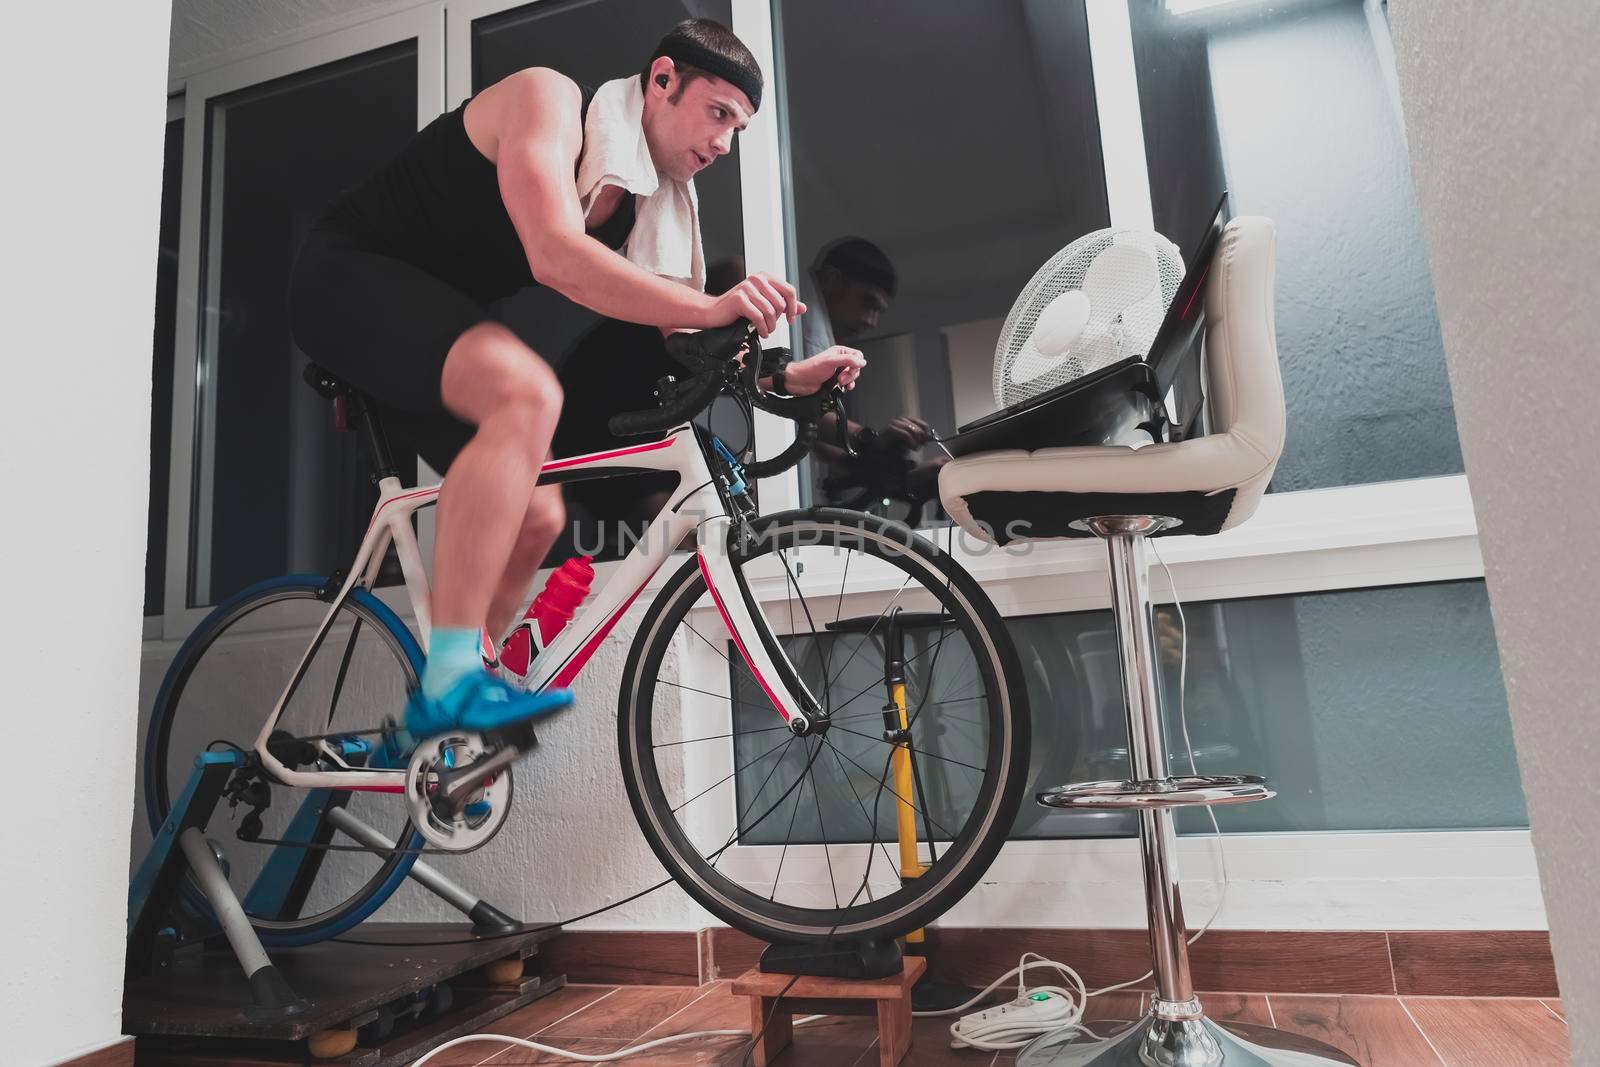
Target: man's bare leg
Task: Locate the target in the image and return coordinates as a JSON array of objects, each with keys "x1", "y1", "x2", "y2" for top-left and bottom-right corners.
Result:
[
  {"x1": 433, "y1": 322, "x2": 562, "y2": 629},
  {"x1": 406, "y1": 321, "x2": 573, "y2": 735},
  {"x1": 487, "y1": 484, "x2": 567, "y2": 642}
]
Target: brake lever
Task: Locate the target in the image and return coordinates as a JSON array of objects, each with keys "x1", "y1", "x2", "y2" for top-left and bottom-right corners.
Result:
[{"x1": 827, "y1": 380, "x2": 857, "y2": 459}]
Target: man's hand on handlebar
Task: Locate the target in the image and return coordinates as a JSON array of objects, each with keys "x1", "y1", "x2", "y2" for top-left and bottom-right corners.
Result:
[
  {"x1": 705, "y1": 271, "x2": 805, "y2": 337},
  {"x1": 782, "y1": 346, "x2": 866, "y2": 395}
]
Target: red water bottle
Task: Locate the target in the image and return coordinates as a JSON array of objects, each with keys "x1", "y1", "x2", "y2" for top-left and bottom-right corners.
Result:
[
  {"x1": 529, "y1": 554, "x2": 595, "y2": 645},
  {"x1": 497, "y1": 556, "x2": 594, "y2": 680}
]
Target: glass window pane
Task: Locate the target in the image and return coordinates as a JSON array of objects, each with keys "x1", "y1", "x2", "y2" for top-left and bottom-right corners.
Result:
[
  {"x1": 776, "y1": 0, "x2": 1110, "y2": 525},
  {"x1": 147, "y1": 115, "x2": 182, "y2": 617},
  {"x1": 1129, "y1": 0, "x2": 1461, "y2": 491},
  {"x1": 191, "y1": 43, "x2": 419, "y2": 607},
  {"x1": 1014, "y1": 579, "x2": 1522, "y2": 838},
  {"x1": 731, "y1": 579, "x2": 1524, "y2": 841}
]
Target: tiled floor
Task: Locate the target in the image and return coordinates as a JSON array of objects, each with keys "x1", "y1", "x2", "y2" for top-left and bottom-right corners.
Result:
[{"x1": 418, "y1": 982, "x2": 1572, "y2": 1066}]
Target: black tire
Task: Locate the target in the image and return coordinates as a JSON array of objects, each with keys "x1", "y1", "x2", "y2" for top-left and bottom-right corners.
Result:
[
  {"x1": 142, "y1": 575, "x2": 424, "y2": 945},
  {"x1": 617, "y1": 509, "x2": 1030, "y2": 942}
]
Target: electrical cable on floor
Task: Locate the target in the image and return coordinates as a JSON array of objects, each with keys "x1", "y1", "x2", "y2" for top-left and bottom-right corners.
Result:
[
  {"x1": 896, "y1": 541, "x2": 1232, "y2": 1051},
  {"x1": 389, "y1": 533, "x2": 1230, "y2": 1058}
]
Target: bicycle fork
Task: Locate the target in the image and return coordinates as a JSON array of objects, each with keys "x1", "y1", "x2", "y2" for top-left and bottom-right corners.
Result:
[{"x1": 695, "y1": 514, "x2": 824, "y2": 736}]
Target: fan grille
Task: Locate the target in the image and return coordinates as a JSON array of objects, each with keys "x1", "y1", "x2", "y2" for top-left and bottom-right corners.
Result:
[{"x1": 993, "y1": 228, "x2": 1185, "y2": 408}]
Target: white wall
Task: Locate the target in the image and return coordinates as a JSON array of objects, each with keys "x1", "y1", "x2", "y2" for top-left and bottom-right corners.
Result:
[
  {"x1": 0, "y1": 2, "x2": 172, "y2": 1063},
  {"x1": 1390, "y1": 0, "x2": 1599, "y2": 1057}
]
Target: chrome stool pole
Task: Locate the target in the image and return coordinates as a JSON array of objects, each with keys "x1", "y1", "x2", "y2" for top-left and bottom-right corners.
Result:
[{"x1": 1017, "y1": 517, "x2": 1355, "y2": 1067}]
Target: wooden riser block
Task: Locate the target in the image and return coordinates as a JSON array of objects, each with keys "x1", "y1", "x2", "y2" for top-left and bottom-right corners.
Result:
[{"x1": 732, "y1": 956, "x2": 927, "y2": 1067}]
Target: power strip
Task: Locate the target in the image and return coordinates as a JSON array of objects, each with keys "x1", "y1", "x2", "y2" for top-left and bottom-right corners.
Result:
[{"x1": 949, "y1": 989, "x2": 1082, "y2": 1050}]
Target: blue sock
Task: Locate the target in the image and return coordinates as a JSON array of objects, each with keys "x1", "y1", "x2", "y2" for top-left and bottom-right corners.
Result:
[{"x1": 422, "y1": 628, "x2": 486, "y2": 702}]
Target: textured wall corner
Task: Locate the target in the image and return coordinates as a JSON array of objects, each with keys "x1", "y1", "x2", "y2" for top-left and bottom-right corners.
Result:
[{"x1": 1389, "y1": 1, "x2": 1599, "y2": 1058}]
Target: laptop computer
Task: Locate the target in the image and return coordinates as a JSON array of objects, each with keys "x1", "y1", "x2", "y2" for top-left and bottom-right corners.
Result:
[{"x1": 943, "y1": 192, "x2": 1231, "y2": 458}]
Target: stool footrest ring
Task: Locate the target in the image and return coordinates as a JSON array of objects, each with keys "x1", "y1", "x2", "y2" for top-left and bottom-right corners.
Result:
[{"x1": 1037, "y1": 774, "x2": 1273, "y2": 810}]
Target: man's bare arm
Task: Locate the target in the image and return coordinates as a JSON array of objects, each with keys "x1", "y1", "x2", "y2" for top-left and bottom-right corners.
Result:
[{"x1": 495, "y1": 70, "x2": 716, "y2": 328}]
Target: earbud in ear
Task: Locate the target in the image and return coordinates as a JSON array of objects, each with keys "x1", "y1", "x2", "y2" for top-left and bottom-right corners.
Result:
[{"x1": 657, "y1": 74, "x2": 669, "y2": 88}]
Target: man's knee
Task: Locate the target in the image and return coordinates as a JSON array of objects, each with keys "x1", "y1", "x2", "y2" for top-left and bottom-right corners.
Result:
[
  {"x1": 521, "y1": 489, "x2": 565, "y2": 546},
  {"x1": 442, "y1": 322, "x2": 563, "y2": 424}
]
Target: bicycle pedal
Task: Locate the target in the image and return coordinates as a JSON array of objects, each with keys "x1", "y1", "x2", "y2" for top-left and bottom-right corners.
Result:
[{"x1": 485, "y1": 721, "x2": 539, "y2": 753}]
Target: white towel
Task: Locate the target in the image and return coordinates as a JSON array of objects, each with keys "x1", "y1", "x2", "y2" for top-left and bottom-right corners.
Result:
[{"x1": 575, "y1": 76, "x2": 705, "y2": 291}]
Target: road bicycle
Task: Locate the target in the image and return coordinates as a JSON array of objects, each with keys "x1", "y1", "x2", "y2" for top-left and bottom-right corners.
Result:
[{"x1": 143, "y1": 322, "x2": 1031, "y2": 948}]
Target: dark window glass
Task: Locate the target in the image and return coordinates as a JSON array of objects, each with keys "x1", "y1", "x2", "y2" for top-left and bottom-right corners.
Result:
[
  {"x1": 1129, "y1": 0, "x2": 1461, "y2": 491},
  {"x1": 775, "y1": 0, "x2": 1109, "y2": 524},
  {"x1": 733, "y1": 579, "x2": 1523, "y2": 841},
  {"x1": 191, "y1": 43, "x2": 419, "y2": 606},
  {"x1": 147, "y1": 115, "x2": 182, "y2": 616}
]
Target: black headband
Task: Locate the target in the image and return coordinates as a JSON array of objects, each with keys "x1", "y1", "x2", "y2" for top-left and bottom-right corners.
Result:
[{"x1": 654, "y1": 37, "x2": 762, "y2": 112}]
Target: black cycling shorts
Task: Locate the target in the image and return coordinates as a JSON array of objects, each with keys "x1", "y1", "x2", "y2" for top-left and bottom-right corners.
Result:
[{"x1": 289, "y1": 225, "x2": 677, "y2": 521}]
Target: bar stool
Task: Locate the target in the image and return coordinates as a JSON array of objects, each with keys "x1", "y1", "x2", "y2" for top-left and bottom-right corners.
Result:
[{"x1": 939, "y1": 218, "x2": 1355, "y2": 1066}]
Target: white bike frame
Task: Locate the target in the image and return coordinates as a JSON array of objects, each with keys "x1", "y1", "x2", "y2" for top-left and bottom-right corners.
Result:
[{"x1": 251, "y1": 424, "x2": 820, "y2": 792}]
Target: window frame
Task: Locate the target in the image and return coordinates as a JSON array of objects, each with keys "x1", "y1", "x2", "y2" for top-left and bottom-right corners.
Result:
[
  {"x1": 145, "y1": 0, "x2": 1527, "y2": 931},
  {"x1": 159, "y1": 4, "x2": 446, "y2": 639}
]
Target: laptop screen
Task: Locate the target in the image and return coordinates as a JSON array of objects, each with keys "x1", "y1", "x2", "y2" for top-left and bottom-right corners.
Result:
[{"x1": 1148, "y1": 192, "x2": 1232, "y2": 405}]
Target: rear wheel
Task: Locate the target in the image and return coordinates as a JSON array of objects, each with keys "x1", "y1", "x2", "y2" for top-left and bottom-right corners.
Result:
[
  {"x1": 142, "y1": 575, "x2": 424, "y2": 945},
  {"x1": 617, "y1": 509, "x2": 1030, "y2": 943}
]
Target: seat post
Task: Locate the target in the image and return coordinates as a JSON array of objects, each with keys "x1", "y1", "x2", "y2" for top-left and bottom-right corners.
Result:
[
  {"x1": 349, "y1": 394, "x2": 400, "y2": 482},
  {"x1": 1095, "y1": 517, "x2": 1198, "y2": 1018}
]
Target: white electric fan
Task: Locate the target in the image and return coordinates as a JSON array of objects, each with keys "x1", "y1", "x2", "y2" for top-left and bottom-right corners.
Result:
[{"x1": 993, "y1": 228, "x2": 1186, "y2": 409}]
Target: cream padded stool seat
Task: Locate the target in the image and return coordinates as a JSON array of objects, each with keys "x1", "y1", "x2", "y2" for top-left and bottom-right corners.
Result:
[{"x1": 942, "y1": 218, "x2": 1357, "y2": 1067}]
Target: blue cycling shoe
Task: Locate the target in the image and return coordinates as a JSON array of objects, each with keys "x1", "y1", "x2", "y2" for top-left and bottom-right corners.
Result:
[{"x1": 404, "y1": 672, "x2": 575, "y2": 739}]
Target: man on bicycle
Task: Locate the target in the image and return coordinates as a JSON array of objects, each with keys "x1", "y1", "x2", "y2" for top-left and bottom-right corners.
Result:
[{"x1": 289, "y1": 18, "x2": 863, "y2": 740}]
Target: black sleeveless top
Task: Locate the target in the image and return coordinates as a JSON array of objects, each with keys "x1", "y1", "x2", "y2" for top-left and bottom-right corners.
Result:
[{"x1": 323, "y1": 85, "x2": 635, "y2": 304}]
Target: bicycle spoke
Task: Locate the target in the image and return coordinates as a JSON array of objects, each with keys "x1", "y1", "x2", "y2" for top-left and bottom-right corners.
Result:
[
  {"x1": 710, "y1": 735, "x2": 827, "y2": 864},
  {"x1": 769, "y1": 765, "x2": 808, "y2": 902},
  {"x1": 808, "y1": 738, "x2": 841, "y2": 909},
  {"x1": 652, "y1": 722, "x2": 792, "y2": 750},
  {"x1": 684, "y1": 619, "x2": 733, "y2": 665},
  {"x1": 671, "y1": 737, "x2": 793, "y2": 815},
  {"x1": 821, "y1": 575, "x2": 915, "y2": 695},
  {"x1": 776, "y1": 548, "x2": 835, "y2": 715},
  {"x1": 824, "y1": 737, "x2": 957, "y2": 841},
  {"x1": 654, "y1": 678, "x2": 791, "y2": 718},
  {"x1": 819, "y1": 625, "x2": 965, "y2": 726},
  {"x1": 826, "y1": 724, "x2": 989, "y2": 775},
  {"x1": 834, "y1": 550, "x2": 852, "y2": 625},
  {"x1": 824, "y1": 741, "x2": 899, "y2": 883},
  {"x1": 908, "y1": 737, "x2": 942, "y2": 869},
  {"x1": 826, "y1": 703, "x2": 988, "y2": 730}
]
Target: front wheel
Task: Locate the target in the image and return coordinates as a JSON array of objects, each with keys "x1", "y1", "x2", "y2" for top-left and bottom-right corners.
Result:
[{"x1": 617, "y1": 509, "x2": 1030, "y2": 943}]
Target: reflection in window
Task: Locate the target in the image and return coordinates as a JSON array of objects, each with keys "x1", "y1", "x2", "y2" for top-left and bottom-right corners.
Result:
[
  {"x1": 775, "y1": 0, "x2": 1110, "y2": 525},
  {"x1": 1128, "y1": 0, "x2": 1461, "y2": 491},
  {"x1": 191, "y1": 43, "x2": 419, "y2": 607},
  {"x1": 732, "y1": 580, "x2": 1523, "y2": 842}
]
